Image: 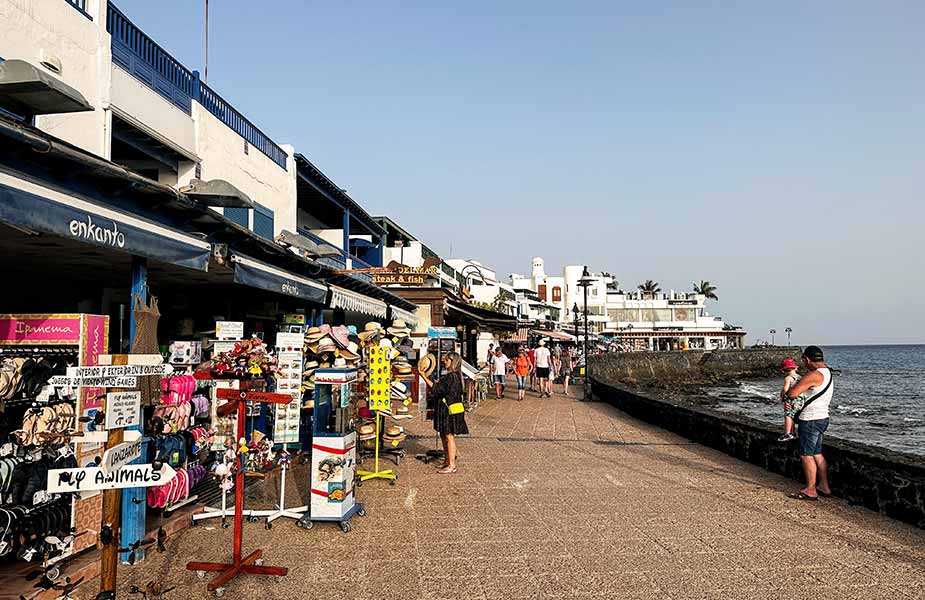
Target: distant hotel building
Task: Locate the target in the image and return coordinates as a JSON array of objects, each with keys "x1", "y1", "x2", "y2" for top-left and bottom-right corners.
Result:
[{"x1": 511, "y1": 257, "x2": 746, "y2": 351}]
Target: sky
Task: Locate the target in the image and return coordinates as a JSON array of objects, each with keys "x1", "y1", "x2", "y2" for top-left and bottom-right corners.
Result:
[{"x1": 117, "y1": 0, "x2": 925, "y2": 346}]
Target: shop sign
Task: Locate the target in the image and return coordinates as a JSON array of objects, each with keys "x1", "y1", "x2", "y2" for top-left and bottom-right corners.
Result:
[
  {"x1": 215, "y1": 389, "x2": 294, "y2": 404},
  {"x1": 67, "y1": 364, "x2": 171, "y2": 378},
  {"x1": 0, "y1": 314, "x2": 81, "y2": 345},
  {"x1": 427, "y1": 326, "x2": 457, "y2": 339},
  {"x1": 372, "y1": 261, "x2": 439, "y2": 286},
  {"x1": 215, "y1": 321, "x2": 244, "y2": 341},
  {"x1": 275, "y1": 332, "x2": 303, "y2": 350},
  {"x1": 104, "y1": 391, "x2": 141, "y2": 430},
  {"x1": 668, "y1": 299, "x2": 698, "y2": 305},
  {"x1": 49, "y1": 375, "x2": 137, "y2": 388},
  {"x1": 47, "y1": 463, "x2": 176, "y2": 493},
  {"x1": 100, "y1": 440, "x2": 143, "y2": 474}
]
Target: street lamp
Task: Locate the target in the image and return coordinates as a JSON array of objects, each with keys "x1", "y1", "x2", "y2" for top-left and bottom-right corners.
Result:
[
  {"x1": 770, "y1": 329, "x2": 776, "y2": 346},
  {"x1": 785, "y1": 327, "x2": 792, "y2": 346},
  {"x1": 576, "y1": 266, "x2": 594, "y2": 401}
]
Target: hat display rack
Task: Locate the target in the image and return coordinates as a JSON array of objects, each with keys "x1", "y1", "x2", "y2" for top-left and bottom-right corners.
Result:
[
  {"x1": 0, "y1": 315, "x2": 107, "y2": 578},
  {"x1": 355, "y1": 345, "x2": 397, "y2": 485}
]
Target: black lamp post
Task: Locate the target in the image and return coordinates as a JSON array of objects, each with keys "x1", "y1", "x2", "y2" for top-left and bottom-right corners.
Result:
[
  {"x1": 576, "y1": 266, "x2": 593, "y2": 401},
  {"x1": 785, "y1": 327, "x2": 792, "y2": 346}
]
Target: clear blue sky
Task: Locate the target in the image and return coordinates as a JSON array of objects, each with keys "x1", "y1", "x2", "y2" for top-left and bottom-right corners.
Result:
[{"x1": 117, "y1": 0, "x2": 924, "y2": 345}]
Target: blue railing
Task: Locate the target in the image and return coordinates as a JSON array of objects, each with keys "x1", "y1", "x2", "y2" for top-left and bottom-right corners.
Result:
[
  {"x1": 198, "y1": 83, "x2": 288, "y2": 169},
  {"x1": 64, "y1": 0, "x2": 92, "y2": 19},
  {"x1": 107, "y1": 3, "x2": 194, "y2": 112}
]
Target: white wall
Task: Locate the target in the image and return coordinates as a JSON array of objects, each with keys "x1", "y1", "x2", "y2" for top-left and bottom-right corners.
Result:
[
  {"x1": 185, "y1": 103, "x2": 295, "y2": 236},
  {"x1": 1, "y1": 0, "x2": 111, "y2": 157},
  {"x1": 109, "y1": 65, "x2": 196, "y2": 158},
  {"x1": 383, "y1": 241, "x2": 423, "y2": 267}
]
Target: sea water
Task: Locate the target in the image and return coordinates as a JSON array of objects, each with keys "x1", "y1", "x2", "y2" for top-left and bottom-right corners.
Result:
[{"x1": 707, "y1": 345, "x2": 925, "y2": 457}]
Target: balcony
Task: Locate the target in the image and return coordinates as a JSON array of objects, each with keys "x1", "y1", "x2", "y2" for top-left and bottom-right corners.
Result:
[
  {"x1": 106, "y1": 2, "x2": 288, "y2": 168},
  {"x1": 63, "y1": 0, "x2": 92, "y2": 19}
]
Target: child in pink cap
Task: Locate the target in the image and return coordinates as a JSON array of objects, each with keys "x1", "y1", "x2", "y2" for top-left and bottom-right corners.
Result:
[{"x1": 778, "y1": 358, "x2": 802, "y2": 442}]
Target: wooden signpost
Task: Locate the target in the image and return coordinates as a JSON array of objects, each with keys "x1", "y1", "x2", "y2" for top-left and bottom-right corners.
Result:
[{"x1": 187, "y1": 385, "x2": 292, "y2": 592}]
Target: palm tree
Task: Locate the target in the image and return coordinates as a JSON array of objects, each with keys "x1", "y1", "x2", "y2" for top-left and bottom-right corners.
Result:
[
  {"x1": 638, "y1": 280, "x2": 660, "y2": 298},
  {"x1": 693, "y1": 280, "x2": 719, "y2": 301}
]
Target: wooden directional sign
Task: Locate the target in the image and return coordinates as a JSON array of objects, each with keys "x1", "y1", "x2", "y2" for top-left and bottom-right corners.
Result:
[
  {"x1": 101, "y1": 440, "x2": 143, "y2": 474},
  {"x1": 48, "y1": 375, "x2": 137, "y2": 388},
  {"x1": 68, "y1": 364, "x2": 172, "y2": 378},
  {"x1": 47, "y1": 463, "x2": 177, "y2": 494},
  {"x1": 215, "y1": 389, "x2": 293, "y2": 404}
]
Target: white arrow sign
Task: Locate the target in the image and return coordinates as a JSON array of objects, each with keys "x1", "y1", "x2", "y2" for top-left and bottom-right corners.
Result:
[
  {"x1": 67, "y1": 364, "x2": 172, "y2": 378},
  {"x1": 47, "y1": 463, "x2": 176, "y2": 493},
  {"x1": 48, "y1": 375, "x2": 137, "y2": 388},
  {"x1": 101, "y1": 440, "x2": 143, "y2": 474}
]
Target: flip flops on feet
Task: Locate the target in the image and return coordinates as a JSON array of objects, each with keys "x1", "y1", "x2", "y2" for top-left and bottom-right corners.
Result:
[{"x1": 788, "y1": 491, "x2": 818, "y2": 501}]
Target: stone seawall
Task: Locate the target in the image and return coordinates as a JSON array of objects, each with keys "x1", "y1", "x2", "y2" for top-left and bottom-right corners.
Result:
[
  {"x1": 589, "y1": 376, "x2": 925, "y2": 528},
  {"x1": 591, "y1": 347, "x2": 802, "y2": 386}
]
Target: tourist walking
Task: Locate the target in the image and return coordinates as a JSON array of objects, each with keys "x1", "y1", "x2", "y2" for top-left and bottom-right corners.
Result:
[
  {"x1": 528, "y1": 346, "x2": 538, "y2": 392},
  {"x1": 550, "y1": 347, "x2": 561, "y2": 395},
  {"x1": 490, "y1": 347, "x2": 510, "y2": 399},
  {"x1": 485, "y1": 343, "x2": 494, "y2": 367},
  {"x1": 513, "y1": 347, "x2": 532, "y2": 401},
  {"x1": 560, "y1": 347, "x2": 573, "y2": 395},
  {"x1": 534, "y1": 340, "x2": 552, "y2": 397},
  {"x1": 786, "y1": 346, "x2": 834, "y2": 500},
  {"x1": 426, "y1": 352, "x2": 468, "y2": 474}
]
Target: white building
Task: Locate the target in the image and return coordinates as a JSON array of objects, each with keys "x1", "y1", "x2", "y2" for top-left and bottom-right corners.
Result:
[
  {"x1": 512, "y1": 257, "x2": 746, "y2": 350},
  {"x1": 602, "y1": 290, "x2": 746, "y2": 351}
]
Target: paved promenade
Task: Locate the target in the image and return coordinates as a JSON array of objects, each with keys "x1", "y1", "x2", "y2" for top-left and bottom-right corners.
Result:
[{"x1": 102, "y1": 384, "x2": 924, "y2": 599}]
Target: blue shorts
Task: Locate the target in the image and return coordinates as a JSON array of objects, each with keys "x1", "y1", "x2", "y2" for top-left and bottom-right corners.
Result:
[
  {"x1": 798, "y1": 418, "x2": 829, "y2": 456},
  {"x1": 493, "y1": 375, "x2": 505, "y2": 385},
  {"x1": 515, "y1": 375, "x2": 527, "y2": 390}
]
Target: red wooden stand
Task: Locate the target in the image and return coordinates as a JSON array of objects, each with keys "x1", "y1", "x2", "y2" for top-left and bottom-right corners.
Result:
[{"x1": 187, "y1": 388, "x2": 292, "y2": 591}]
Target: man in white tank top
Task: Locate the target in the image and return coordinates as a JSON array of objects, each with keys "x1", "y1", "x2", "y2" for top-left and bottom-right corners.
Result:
[{"x1": 785, "y1": 345, "x2": 834, "y2": 500}]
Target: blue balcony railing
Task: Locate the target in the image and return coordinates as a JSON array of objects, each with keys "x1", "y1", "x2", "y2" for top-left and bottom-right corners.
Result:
[
  {"x1": 297, "y1": 228, "x2": 346, "y2": 270},
  {"x1": 107, "y1": 3, "x2": 194, "y2": 112},
  {"x1": 106, "y1": 2, "x2": 288, "y2": 169},
  {"x1": 63, "y1": 0, "x2": 92, "y2": 19},
  {"x1": 198, "y1": 83, "x2": 288, "y2": 169}
]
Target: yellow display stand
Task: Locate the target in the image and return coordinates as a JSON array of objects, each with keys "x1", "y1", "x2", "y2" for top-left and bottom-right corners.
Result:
[{"x1": 357, "y1": 346, "x2": 396, "y2": 484}]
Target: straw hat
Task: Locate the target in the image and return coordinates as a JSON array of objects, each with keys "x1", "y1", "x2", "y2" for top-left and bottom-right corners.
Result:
[
  {"x1": 358, "y1": 423, "x2": 375, "y2": 436},
  {"x1": 333, "y1": 357, "x2": 348, "y2": 369},
  {"x1": 418, "y1": 354, "x2": 437, "y2": 378},
  {"x1": 382, "y1": 429, "x2": 406, "y2": 445},
  {"x1": 387, "y1": 319, "x2": 411, "y2": 336},
  {"x1": 317, "y1": 337, "x2": 337, "y2": 354},
  {"x1": 395, "y1": 364, "x2": 413, "y2": 375},
  {"x1": 385, "y1": 425, "x2": 403, "y2": 437},
  {"x1": 391, "y1": 404, "x2": 413, "y2": 420},
  {"x1": 359, "y1": 322, "x2": 382, "y2": 342},
  {"x1": 304, "y1": 327, "x2": 324, "y2": 343},
  {"x1": 338, "y1": 341, "x2": 361, "y2": 361},
  {"x1": 331, "y1": 325, "x2": 350, "y2": 349}
]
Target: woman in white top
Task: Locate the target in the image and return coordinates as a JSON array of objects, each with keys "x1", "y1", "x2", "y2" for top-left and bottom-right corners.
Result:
[{"x1": 785, "y1": 346, "x2": 834, "y2": 501}]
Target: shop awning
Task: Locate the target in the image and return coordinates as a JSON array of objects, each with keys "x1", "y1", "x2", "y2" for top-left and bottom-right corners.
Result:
[
  {"x1": 329, "y1": 285, "x2": 387, "y2": 318},
  {"x1": 445, "y1": 298, "x2": 517, "y2": 331},
  {"x1": 0, "y1": 174, "x2": 211, "y2": 271},
  {"x1": 389, "y1": 305, "x2": 419, "y2": 328},
  {"x1": 533, "y1": 329, "x2": 577, "y2": 343},
  {"x1": 230, "y1": 253, "x2": 328, "y2": 303}
]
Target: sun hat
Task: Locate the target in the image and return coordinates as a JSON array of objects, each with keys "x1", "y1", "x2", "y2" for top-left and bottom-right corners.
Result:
[
  {"x1": 779, "y1": 358, "x2": 799, "y2": 372},
  {"x1": 358, "y1": 423, "x2": 375, "y2": 436},
  {"x1": 333, "y1": 357, "x2": 348, "y2": 369},
  {"x1": 359, "y1": 322, "x2": 382, "y2": 342},
  {"x1": 317, "y1": 337, "x2": 337, "y2": 354},
  {"x1": 331, "y1": 325, "x2": 351, "y2": 349},
  {"x1": 387, "y1": 319, "x2": 411, "y2": 336},
  {"x1": 385, "y1": 425, "x2": 403, "y2": 437},
  {"x1": 417, "y1": 354, "x2": 437, "y2": 378},
  {"x1": 305, "y1": 326, "x2": 324, "y2": 342},
  {"x1": 391, "y1": 404, "x2": 413, "y2": 420},
  {"x1": 338, "y1": 341, "x2": 361, "y2": 361}
]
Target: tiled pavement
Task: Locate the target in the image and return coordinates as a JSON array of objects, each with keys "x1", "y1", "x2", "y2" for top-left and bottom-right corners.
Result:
[{"x1": 89, "y1": 384, "x2": 923, "y2": 599}]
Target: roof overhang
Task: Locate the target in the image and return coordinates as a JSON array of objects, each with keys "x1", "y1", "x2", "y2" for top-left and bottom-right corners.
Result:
[
  {"x1": 180, "y1": 178, "x2": 254, "y2": 208},
  {"x1": 0, "y1": 59, "x2": 93, "y2": 116}
]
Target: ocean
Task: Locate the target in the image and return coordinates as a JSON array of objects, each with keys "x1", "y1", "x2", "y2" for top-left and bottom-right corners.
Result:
[{"x1": 707, "y1": 344, "x2": 924, "y2": 457}]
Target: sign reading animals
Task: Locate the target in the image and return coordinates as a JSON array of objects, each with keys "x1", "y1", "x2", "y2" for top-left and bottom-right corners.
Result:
[{"x1": 47, "y1": 463, "x2": 177, "y2": 493}]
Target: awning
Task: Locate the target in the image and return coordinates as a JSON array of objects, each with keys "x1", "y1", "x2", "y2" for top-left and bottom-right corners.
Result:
[
  {"x1": 533, "y1": 329, "x2": 577, "y2": 343},
  {"x1": 0, "y1": 174, "x2": 211, "y2": 271},
  {"x1": 230, "y1": 253, "x2": 328, "y2": 303},
  {"x1": 329, "y1": 285, "x2": 387, "y2": 318},
  {"x1": 445, "y1": 299, "x2": 517, "y2": 331},
  {"x1": 389, "y1": 305, "x2": 419, "y2": 328}
]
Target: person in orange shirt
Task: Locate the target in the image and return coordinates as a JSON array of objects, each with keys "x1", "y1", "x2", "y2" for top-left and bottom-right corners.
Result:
[{"x1": 513, "y1": 347, "x2": 533, "y2": 401}]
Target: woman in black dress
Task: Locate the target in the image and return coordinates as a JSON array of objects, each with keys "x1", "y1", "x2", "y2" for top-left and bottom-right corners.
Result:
[{"x1": 427, "y1": 352, "x2": 467, "y2": 474}]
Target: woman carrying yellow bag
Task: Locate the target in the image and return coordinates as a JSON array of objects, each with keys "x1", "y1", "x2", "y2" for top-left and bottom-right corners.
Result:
[{"x1": 426, "y1": 352, "x2": 468, "y2": 474}]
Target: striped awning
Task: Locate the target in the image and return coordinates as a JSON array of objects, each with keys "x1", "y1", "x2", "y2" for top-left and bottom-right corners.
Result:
[
  {"x1": 329, "y1": 285, "x2": 387, "y2": 318},
  {"x1": 389, "y1": 305, "x2": 419, "y2": 328}
]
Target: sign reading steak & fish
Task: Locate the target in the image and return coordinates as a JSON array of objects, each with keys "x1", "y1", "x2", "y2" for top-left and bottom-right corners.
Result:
[{"x1": 372, "y1": 260, "x2": 439, "y2": 286}]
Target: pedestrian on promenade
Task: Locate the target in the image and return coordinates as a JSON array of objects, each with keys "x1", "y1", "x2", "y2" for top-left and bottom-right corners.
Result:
[
  {"x1": 486, "y1": 343, "x2": 494, "y2": 367},
  {"x1": 550, "y1": 347, "x2": 561, "y2": 395},
  {"x1": 785, "y1": 345, "x2": 834, "y2": 500},
  {"x1": 513, "y1": 347, "x2": 532, "y2": 401},
  {"x1": 528, "y1": 346, "x2": 538, "y2": 392},
  {"x1": 560, "y1": 347, "x2": 573, "y2": 396},
  {"x1": 426, "y1": 352, "x2": 468, "y2": 474},
  {"x1": 490, "y1": 347, "x2": 510, "y2": 399},
  {"x1": 534, "y1": 340, "x2": 552, "y2": 398}
]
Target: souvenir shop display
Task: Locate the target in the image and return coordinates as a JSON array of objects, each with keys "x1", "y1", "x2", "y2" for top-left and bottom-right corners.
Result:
[
  {"x1": 247, "y1": 448, "x2": 306, "y2": 529},
  {"x1": 271, "y1": 333, "x2": 302, "y2": 446},
  {"x1": 297, "y1": 367, "x2": 364, "y2": 532},
  {"x1": 0, "y1": 313, "x2": 109, "y2": 564},
  {"x1": 356, "y1": 344, "x2": 398, "y2": 484}
]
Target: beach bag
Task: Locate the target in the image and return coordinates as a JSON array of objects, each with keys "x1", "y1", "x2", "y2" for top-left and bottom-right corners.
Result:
[{"x1": 132, "y1": 294, "x2": 161, "y2": 406}]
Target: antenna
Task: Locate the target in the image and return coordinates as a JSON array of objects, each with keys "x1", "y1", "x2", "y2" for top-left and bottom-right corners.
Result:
[{"x1": 204, "y1": 0, "x2": 209, "y2": 83}]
